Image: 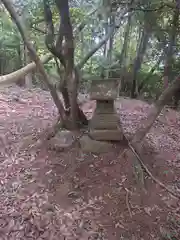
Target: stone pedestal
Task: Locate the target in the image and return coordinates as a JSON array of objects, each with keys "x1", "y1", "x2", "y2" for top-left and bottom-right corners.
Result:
[{"x1": 89, "y1": 78, "x2": 123, "y2": 141}]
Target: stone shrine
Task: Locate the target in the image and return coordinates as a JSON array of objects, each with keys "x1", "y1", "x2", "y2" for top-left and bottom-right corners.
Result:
[{"x1": 89, "y1": 78, "x2": 123, "y2": 141}]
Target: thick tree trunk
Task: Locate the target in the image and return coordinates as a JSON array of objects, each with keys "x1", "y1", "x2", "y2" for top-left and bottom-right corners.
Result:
[{"x1": 43, "y1": 0, "x2": 123, "y2": 129}]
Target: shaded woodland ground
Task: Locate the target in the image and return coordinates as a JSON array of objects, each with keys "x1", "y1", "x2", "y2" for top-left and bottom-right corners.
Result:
[{"x1": 0, "y1": 86, "x2": 180, "y2": 240}]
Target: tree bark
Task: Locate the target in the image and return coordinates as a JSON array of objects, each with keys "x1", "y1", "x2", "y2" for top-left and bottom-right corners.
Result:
[
  {"x1": 131, "y1": 73, "x2": 180, "y2": 147},
  {"x1": 43, "y1": 0, "x2": 125, "y2": 129},
  {"x1": 55, "y1": 0, "x2": 80, "y2": 129},
  {"x1": 106, "y1": 16, "x2": 115, "y2": 77},
  {"x1": 131, "y1": 13, "x2": 151, "y2": 98},
  {"x1": 118, "y1": 12, "x2": 132, "y2": 68},
  {"x1": 43, "y1": 0, "x2": 85, "y2": 129},
  {"x1": 163, "y1": 5, "x2": 179, "y2": 90}
]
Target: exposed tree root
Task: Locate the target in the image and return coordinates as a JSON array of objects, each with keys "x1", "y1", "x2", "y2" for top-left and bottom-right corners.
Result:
[
  {"x1": 126, "y1": 139, "x2": 180, "y2": 200},
  {"x1": 47, "y1": 129, "x2": 87, "y2": 153},
  {"x1": 19, "y1": 117, "x2": 63, "y2": 151}
]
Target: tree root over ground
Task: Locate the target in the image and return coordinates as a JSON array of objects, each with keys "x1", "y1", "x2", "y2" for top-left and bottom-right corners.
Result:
[
  {"x1": 123, "y1": 134, "x2": 180, "y2": 199},
  {"x1": 1, "y1": 87, "x2": 180, "y2": 239},
  {"x1": 22, "y1": 117, "x2": 180, "y2": 200}
]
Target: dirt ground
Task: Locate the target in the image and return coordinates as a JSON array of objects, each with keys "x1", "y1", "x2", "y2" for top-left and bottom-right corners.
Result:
[{"x1": 0, "y1": 86, "x2": 180, "y2": 240}]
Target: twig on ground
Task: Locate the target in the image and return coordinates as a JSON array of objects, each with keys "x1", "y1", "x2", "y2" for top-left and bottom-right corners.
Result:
[
  {"x1": 119, "y1": 147, "x2": 128, "y2": 159},
  {"x1": 124, "y1": 187, "x2": 132, "y2": 218},
  {"x1": 120, "y1": 133, "x2": 180, "y2": 199},
  {"x1": 127, "y1": 141, "x2": 180, "y2": 200}
]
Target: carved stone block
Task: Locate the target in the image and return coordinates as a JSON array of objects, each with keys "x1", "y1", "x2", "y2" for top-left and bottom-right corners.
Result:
[
  {"x1": 89, "y1": 78, "x2": 123, "y2": 141},
  {"x1": 95, "y1": 100, "x2": 115, "y2": 114},
  {"x1": 80, "y1": 135, "x2": 114, "y2": 153},
  {"x1": 89, "y1": 113, "x2": 120, "y2": 129},
  {"x1": 90, "y1": 79, "x2": 118, "y2": 100}
]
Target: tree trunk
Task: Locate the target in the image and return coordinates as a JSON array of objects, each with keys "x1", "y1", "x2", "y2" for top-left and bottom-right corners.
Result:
[
  {"x1": 24, "y1": 45, "x2": 33, "y2": 88},
  {"x1": 106, "y1": 16, "x2": 115, "y2": 77},
  {"x1": 43, "y1": 0, "x2": 122, "y2": 129},
  {"x1": 118, "y1": 12, "x2": 132, "y2": 68},
  {"x1": 1, "y1": 0, "x2": 67, "y2": 124},
  {"x1": 138, "y1": 53, "x2": 164, "y2": 93},
  {"x1": 17, "y1": 9, "x2": 33, "y2": 87},
  {"x1": 131, "y1": 14, "x2": 151, "y2": 98},
  {"x1": 163, "y1": 5, "x2": 179, "y2": 90},
  {"x1": 132, "y1": 73, "x2": 180, "y2": 148}
]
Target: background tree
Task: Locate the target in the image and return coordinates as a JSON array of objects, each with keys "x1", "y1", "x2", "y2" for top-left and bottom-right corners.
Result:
[{"x1": 1, "y1": 0, "x2": 180, "y2": 115}]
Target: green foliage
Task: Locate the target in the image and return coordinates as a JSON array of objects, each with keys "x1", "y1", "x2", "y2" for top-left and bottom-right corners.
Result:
[
  {"x1": 0, "y1": 9, "x2": 21, "y2": 73},
  {"x1": 138, "y1": 70, "x2": 162, "y2": 98},
  {"x1": 1, "y1": 0, "x2": 180, "y2": 101}
]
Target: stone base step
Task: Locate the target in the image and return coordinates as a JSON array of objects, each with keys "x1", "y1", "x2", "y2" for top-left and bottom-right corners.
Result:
[
  {"x1": 89, "y1": 129, "x2": 123, "y2": 141},
  {"x1": 80, "y1": 135, "x2": 114, "y2": 153},
  {"x1": 95, "y1": 100, "x2": 115, "y2": 114},
  {"x1": 89, "y1": 113, "x2": 120, "y2": 129}
]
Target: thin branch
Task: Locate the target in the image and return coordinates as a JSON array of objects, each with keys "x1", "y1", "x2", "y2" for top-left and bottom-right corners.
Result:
[
  {"x1": 118, "y1": 2, "x2": 175, "y2": 11},
  {"x1": 77, "y1": 10, "x2": 129, "y2": 69},
  {"x1": 138, "y1": 53, "x2": 164, "y2": 93},
  {"x1": 130, "y1": 4, "x2": 165, "y2": 12},
  {"x1": 1, "y1": 0, "x2": 66, "y2": 122},
  {"x1": 124, "y1": 187, "x2": 132, "y2": 218},
  {"x1": 31, "y1": 18, "x2": 45, "y2": 25},
  {"x1": 77, "y1": 26, "x2": 115, "y2": 69},
  {"x1": 73, "y1": 7, "x2": 98, "y2": 35},
  {"x1": 31, "y1": 25, "x2": 46, "y2": 34},
  {"x1": 127, "y1": 141, "x2": 180, "y2": 199}
]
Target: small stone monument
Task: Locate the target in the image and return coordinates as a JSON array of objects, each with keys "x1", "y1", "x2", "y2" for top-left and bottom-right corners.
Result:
[{"x1": 89, "y1": 78, "x2": 123, "y2": 141}]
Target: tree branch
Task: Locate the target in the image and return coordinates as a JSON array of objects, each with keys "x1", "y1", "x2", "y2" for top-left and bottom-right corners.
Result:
[
  {"x1": 138, "y1": 53, "x2": 164, "y2": 93},
  {"x1": 127, "y1": 139, "x2": 180, "y2": 199},
  {"x1": 73, "y1": 7, "x2": 98, "y2": 35},
  {"x1": 77, "y1": 25, "x2": 115, "y2": 69},
  {"x1": 43, "y1": 0, "x2": 66, "y2": 67},
  {"x1": 0, "y1": 54, "x2": 52, "y2": 85},
  {"x1": 1, "y1": 0, "x2": 66, "y2": 122},
  {"x1": 55, "y1": 0, "x2": 74, "y2": 71},
  {"x1": 31, "y1": 25, "x2": 46, "y2": 34},
  {"x1": 77, "y1": 10, "x2": 128, "y2": 69},
  {"x1": 119, "y1": 2, "x2": 175, "y2": 12},
  {"x1": 132, "y1": 73, "x2": 180, "y2": 146}
]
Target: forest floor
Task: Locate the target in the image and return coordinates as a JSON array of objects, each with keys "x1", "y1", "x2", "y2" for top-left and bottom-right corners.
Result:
[{"x1": 0, "y1": 86, "x2": 180, "y2": 240}]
